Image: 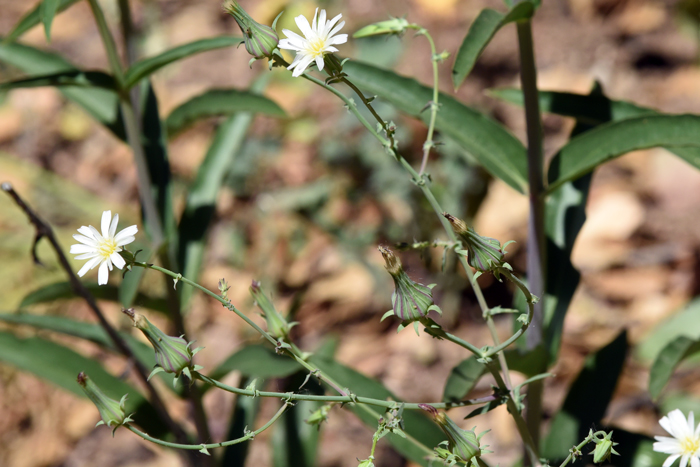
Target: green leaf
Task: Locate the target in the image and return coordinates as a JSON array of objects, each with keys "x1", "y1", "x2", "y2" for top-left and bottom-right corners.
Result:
[
  {"x1": 165, "y1": 88, "x2": 285, "y2": 137},
  {"x1": 452, "y1": 3, "x2": 535, "y2": 90},
  {"x1": 541, "y1": 331, "x2": 628, "y2": 461},
  {"x1": 39, "y1": 0, "x2": 60, "y2": 42},
  {"x1": 443, "y1": 355, "x2": 486, "y2": 402},
  {"x1": 3, "y1": 0, "x2": 80, "y2": 43},
  {"x1": 636, "y1": 297, "x2": 700, "y2": 362},
  {"x1": 0, "y1": 70, "x2": 117, "y2": 91},
  {"x1": 310, "y1": 353, "x2": 445, "y2": 466},
  {"x1": 19, "y1": 281, "x2": 168, "y2": 313},
  {"x1": 464, "y1": 397, "x2": 506, "y2": 419},
  {"x1": 0, "y1": 330, "x2": 166, "y2": 434},
  {"x1": 649, "y1": 336, "x2": 700, "y2": 400},
  {"x1": 208, "y1": 345, "x2": 302, "y2": 382},
  {"x1": 548, "y1": 115, "x2": 700, "y2": 192},
  {"x1": 343, "y1": 60, "x2": 528, "y2": 193},
  {"x1": 177, "y1": 77, "x2": 270, "y2": 308},
  {"x1": 123, "y1": 36, "x2": 244, "y2": 89},
  {"x1": 0, "y1": 41, "x2": 126, "y2": 140}
]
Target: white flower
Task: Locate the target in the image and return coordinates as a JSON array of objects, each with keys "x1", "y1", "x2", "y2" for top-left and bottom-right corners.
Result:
[
  {"x1": 654, "y1": 409, "x2": 700, "y2": 467},
  {"x1": 70, "y1": 211, "x2": 138, "y2": 285},
  {"x1": 278, "y1": 8, "x2": 348, "y2": 77}
]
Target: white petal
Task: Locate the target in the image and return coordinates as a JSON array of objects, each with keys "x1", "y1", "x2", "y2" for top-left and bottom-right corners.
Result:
[
  {"x1": 74, "y1": 252, "x2": 100, "y2": 260},
  {"x1": 114, "y1": 225, "x2": 138, "y2": 244},
  {"x1": 111, "y1": 252, "x2": 126, "y2": 269},
  {"x1": 681, "y1": 454, "x2": 690, "y2": 467},
  {"x1": 688, "y1": 412, "x2": 695, "y2": 433},
  {"x1": 664, "y1": 455, "x2": 681, "y2": 467},
  {"x1": 690, "y1": 456, "x2": 699, "y2": 467},
  {"x1": 101, "y1": 211, "x2": 112, "y2": 237},
  {"x1": 98, "y1": 261, "x2": 109, "y2": 285},
  {"x1": 70, "y1": 243, "x2": 96, "y2": 254},
  {"x1": 279, "y1": 39, "x2": 301, "y2": 51},
  {"x1": 109, "y1": 213, "x2": 119, "y2": 238},
  {"x1": 317, "y1": 9, "x2": 326, "y2": 33},
  {"x1": 77, "y1": 256, "x2": 102, "y2": 277},
  {"x1": 88, "y1": 225, "x2": 103, "y2": 241},
  {"x1": 295, "y1": 13, "x2": 314, "y2": 39},
  {"x1": 325, "y1": 14, "x2": 343, "y2": 37},
  {"x1": 328, "y1": 32, "x2": 347, "y2": 45},
  {"x1": 671, "y1": 410, "x2": 692, "y2": 438},
  {"x1": 77, "y1": 226, "x2": 97, "y2": 240},
  {"x1": 315, "y1": 56, "x2": 324, "y2": 71},
  {"x1": 292, "y1": 54, "x2": 315, "y2": 77}
]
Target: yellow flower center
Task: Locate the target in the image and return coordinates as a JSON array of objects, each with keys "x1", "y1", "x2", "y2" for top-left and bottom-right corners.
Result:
[
  {"x1": 308, "y1": 37, "x2": 327, "y2": 57},
  {"x1": 681, "y1": 436, "x2": 700, "y2": 456},
  {"x1": 97, "y1": 238, "x2": 119, "y2": 259}
]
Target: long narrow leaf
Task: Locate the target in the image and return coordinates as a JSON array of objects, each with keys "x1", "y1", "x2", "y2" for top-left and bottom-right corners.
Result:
[
  {"x1": 123, "y1": 36, "x2": 243, "y2": 89},
  {"x1": 40, "y1": 0, "x2": 61, "y2": 42},
  {"x1": 0, "y1": 70, "x2": 117, "y2": 91},
  {"x1": 3, "y1": 0, "x2": 80, "y2": 43},
  {"x1": 649, "y1": 337, "x2": 700, "y2": 400},
  {"x1": 344, "y1": 61, "x2": 528, "y2": 193},
  {"x1": 165, "y1": 88, "x2": 285, "y2": 136},
  {"x1": 547, "y1": 115, "x2": 700, "y2": 192},
  {"x1": 452, "y1": 2, "x2": 535, "y2": 90}
]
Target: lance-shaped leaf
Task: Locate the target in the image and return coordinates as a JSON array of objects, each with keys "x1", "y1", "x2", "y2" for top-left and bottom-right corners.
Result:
[
  {"x1": 452, "y1": 2, "x2": 536, "y2": 90},
  {"x1": 649, "y1": 336, "x2": 700, "y2": 400},
  {"x1": 0, "y1": 70, "x2": 117, "y2": 92},
  {"x1": 343, "y1": 61, "x2": 528, "y2": 193},
  {"x1": 165, "y1": 88, "x2": 285, "y2": 136},
  {"x1": 123, "y1": 36, "x2": 243, "y2": 89},
  {"x1": 4, "y1": 0, "x2": 81, "y2": 43},
  {"x1": 40, "y1": 0, "x2": 60, "y2": 42}
]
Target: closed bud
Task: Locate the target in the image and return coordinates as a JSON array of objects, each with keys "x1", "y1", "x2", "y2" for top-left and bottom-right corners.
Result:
[
  {"x1": 77, "y1": 372, "x2": 133, "y2": 436},
  {"x1": 250, "y1": 281, "x2": 297, "y2": 339},
  {"x1": 353, "y1": 17, "x2": 410, "y2": 38},
  {"x1": 443, "y1": 213, "x2": 512, "y2": 275},
  {"x1": 591, "y1": 431, "x2": 619, "y2": 464},
  {"x1": 305, "y1": 404, "x2": 332, "y2": 429},
  {"x1": 378, "y1": 246, "x2": 441, "y2": 331},
  {"x1": 225, "y1": 1, "x2": 280, "y2": 59},
  {"x1": 357, "y1": 459, "x2": 375, "y2": 467},
  {"x1": 420, "y1": 404, "x2": 489, "y2": 464},
  {"x1": 122, "y1": 308, "x2": 203, "y2": 386}
]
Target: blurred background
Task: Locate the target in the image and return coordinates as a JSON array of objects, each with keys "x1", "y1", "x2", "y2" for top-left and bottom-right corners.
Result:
[{"x1": 2, "y1": 0, "x2": 700, "y2": 466}]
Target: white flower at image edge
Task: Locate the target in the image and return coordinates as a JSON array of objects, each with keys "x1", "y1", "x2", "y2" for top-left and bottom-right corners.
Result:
[
  {"x1": 654, "y1": 409, "x2": 700, "y2": 467},
  {"x1": 278, "y1": 8, "x2": 348, "y2": 77},
  {"x1": 70, "y1": 211, "x2": 138, "y2": 285}
]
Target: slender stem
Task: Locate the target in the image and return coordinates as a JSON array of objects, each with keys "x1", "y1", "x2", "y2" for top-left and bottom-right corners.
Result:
[
  {"x1": 127, "y1": 402, "x2": 290, "y2": 450},
  {"x1": 1, "y1": 183, "x2": 191, "y2": 447},
  {"x1": 517, "y1": 18, "x2": 546, "y2": 450},
  {"x1": 557, "y1": 431, "x2": 608, "y2": 467}
]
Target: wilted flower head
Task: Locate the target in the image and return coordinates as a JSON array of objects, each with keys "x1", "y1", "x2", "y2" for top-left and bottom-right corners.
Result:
[
  {"x1": 70, "y1": 210, "x2": 137, "y2": 285},
  {"x1": 353, "y1": 17, "x2": 409, "y2": 38},
  {"x1": 278, "y1": 8, "x2": 348, "y2": 77},
  {"x1": 225, "y1": 1, "x2": 280, "y2": 60},
  {"x1": 654, "y1": 409, "x2": 700, "y2": 467},
  {"x1": 123, "y1": 308, "x2": 203, "y2": 386},
  {"x1": 77, "y1": 372, "x2": 133, "y2": 435},
  {"x1": 378, "y1": 246, "x2": 441, "y2": 334},
  {"x1": 420, "y1": 404, "x2": 489, "y2": 465}
]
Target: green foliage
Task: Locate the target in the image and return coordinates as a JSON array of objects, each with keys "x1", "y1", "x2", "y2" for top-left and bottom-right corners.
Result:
[
  {"x1": 3, "y1": 0, "x2": 80, "y2": 42},
  {"x1": 649, "y1": 337, "x2": 700, "y2": 400},
  {"x1": 39, "y1": 0, "x2": 60, "y2": 42}
]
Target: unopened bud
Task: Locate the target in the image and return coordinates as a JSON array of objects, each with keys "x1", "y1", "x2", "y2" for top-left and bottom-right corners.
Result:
[
  {"x1": 353, "y1": 17, "x2": 409, "y2": 38},
  {"x1": 420, "y1": 404, "x2": 489, "y2": 463},
  {"x1": 591, "y1": 431, "x2": 619, "y2": 464},
  {"x1": 225, "y1": 1, "x2": 280, "y2": 59},
  {"x1": 250, "y1": 281, "x2": 297, "y2": 339},
  {"x1": 77, "y1": 372, "x2": 133, "y2": 435},
  {"x1": 443, "y1": 212, "x2": 512, "y2": 275},
  {"x1": 122, "y1": 308, "x2": 203, "y2": 386},
  {"x1": 305, "y1": 404, "x2": 331, "y2": 429}
]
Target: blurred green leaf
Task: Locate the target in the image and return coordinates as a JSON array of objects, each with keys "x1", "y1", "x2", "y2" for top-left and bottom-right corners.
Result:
[
  {"x1": 3, "y1": 0, "x2": 80, "y2": 43},
  {"x1": 443, "y1": 355, "x2": 485, "y2": 402},
  {"x1": 222, "y1": 376, "x2": 261, "y2": 467},
  {"x1": 541, "y1": 331, "x2": 628, "y2": 461},
  {"x1": 649, "y1": 336, "x2": 700, "y2": 400},
  {"x1": 452, "y1": 2, "x2": 535, "y2": 90},
  {"x1": 123, "y1": 36, "x2": 243, "y2": 89},
  {"x1": 637, "y1": 297, "x2": 700, "y2": 362},
  {"x1": 0, "y1": 41, "x2": 126, "y2": 139},
  {"x1": 464, "y1": 397, "x2": 505, "y2": 419},
  {"x1": 504, "y1": 344, "x2": 550, "y2": 376},
  {"x1": 0, "y1": 70, "x2": 117, "y2": 91},
  {"x1": 39, "y1": 0, "x2": 60, "y2": 42},
  {"x1": 343, "y1": 61, "x2": 528, "y2": 193},
  {"x1": 310, "y1": 354, "x2": 444, "y2": 466},
  {"x1": 548, "y1": 115, "x2": 700, "y2": 193},
  {"x1": 208, "y1": 345, "x2": 302, "y2": 383},
  {"x1": 165, "y1": 88, "x2": 285, "y2": 136},
  {"x1": 19, "y1": 281, "x2": 168, "y2": 313}
]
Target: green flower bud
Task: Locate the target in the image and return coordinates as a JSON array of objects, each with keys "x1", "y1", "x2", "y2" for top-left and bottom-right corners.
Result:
[
  {"x1": 77, "y1": 372, "x2": 133, "y2": 436},
  {"x1": 305, "y1": 404, "x2": 331, "y2": 429},
  {"x1": 225, "y1": 1, "x2": 280, "y2": 59},
  {"x1": 591, "y1": 431, "x2": 619, "y2": 464},
  {"x1": 357, "y1": 459, "x2": 375, "y2": 467},
  {"x1": 250, "y1": 280, "x2": 297, "y2": 340},
  {"x1": 443, "y1": 213, "x2": 513, "y2": 275},
  {"x1": 353, "y1": 17, "x2": 410, "y2": 38},
  {"x1": 420, "y1": 404, "x2": 489, "y2": 464},
  {"x1": 123, "y1": 308, "x2": 203, "y2": 386},
  {"x1": 378, "y1": 246, "x2": 441, "y2": 329}
]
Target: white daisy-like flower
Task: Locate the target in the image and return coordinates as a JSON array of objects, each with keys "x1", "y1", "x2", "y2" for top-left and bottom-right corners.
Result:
[
  {"x1": 278, "y1": 8, "x2": 348, "y2": 77},
  {"x1": 654, "y1": 409, "x2": 700, "y2": 467},
  {"x1": 70, "y1": 211, "x2": 138, "y2": 285}
]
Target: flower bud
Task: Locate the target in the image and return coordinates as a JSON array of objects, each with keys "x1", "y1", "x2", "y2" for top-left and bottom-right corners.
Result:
[
  {"x1": 353, "y1": 17, "x2": 410, "y2": 38},
  {"x1": 591, "y1": 431, "x2": 619, "y2": 464},
  {"x1": 305, "y1": 404, "x2": 331, "y2": 429},
  {"x1": 250, "y1": 280, "x2": 297, "y2": 339},
  {"x1": 443, "y1": 213, "x2": 512, "y2": 275},
  {"x1": 357, "y1": 459, "x2": 375, "y2": 467},
  {"x1": 122, "y1": 308, "x2": 203, "y2": 385},
  {"x1": 420, "y1": 404, "x2": 489, "y2": 464},
  {"x1": 77, "y1": 372, "x2": 133, "y2": 436},
  {"x1": 378, "y1": 246, "x2": 441, "y2": 329},
  {"x1": 225, "y1": 1, "x2": 280, "y2": 59}
]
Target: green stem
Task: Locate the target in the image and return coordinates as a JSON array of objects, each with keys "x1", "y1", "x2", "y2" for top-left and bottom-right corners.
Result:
[
  {"x1": 127, "y1": 402, "x2": 290, "y2": 450},
  {"x1": 516, "y1": 18, "x2": 546, "y2": 450},
  {"x1": 558, "y1": 431, "x2": 607, "y2": 467}
]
